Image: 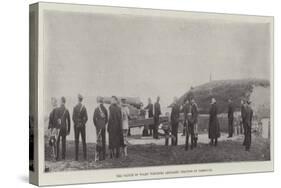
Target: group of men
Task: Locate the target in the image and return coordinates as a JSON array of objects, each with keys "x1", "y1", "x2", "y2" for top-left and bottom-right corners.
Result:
[
  {"x1": 227, "y1": 98, "x2": 254, "y2": 151},
  {"x1": 48, "y1": 93, "x2": 254, "y2": 162},
  {"x1": 168, "y1": 97, "x2": 199, "y2": 150},
  {"x1": 48, "y1": 94, "x2": 164, "y2": 161},
  {"x1": 240, "y1": 100, "x2": 254, "y2": 151},
  {"x1": 48, "y1": 94, "x2": 87, "y2": 161},
  {"x1": 168, "y1": 97, "x2": 254, "y2": 152},
  {"x1": 168, "y1": 97, "x2": 220, "y2": 149}
]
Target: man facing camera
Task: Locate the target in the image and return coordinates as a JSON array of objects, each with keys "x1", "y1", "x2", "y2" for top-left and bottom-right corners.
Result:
[
  {"x1": 93, "y1": 97, "x2": 108, "y2": 161},
  {"x1": 72, "y1": 94, "x2": 88, "y2": 161},
  {"x1": 56, "y1": 97, "x2": 71, "y2": 161}
]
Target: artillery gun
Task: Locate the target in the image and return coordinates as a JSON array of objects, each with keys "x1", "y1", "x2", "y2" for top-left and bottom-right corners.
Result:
[{"x1": 98, "y1": 96, "x2": 170, "y2": 128}]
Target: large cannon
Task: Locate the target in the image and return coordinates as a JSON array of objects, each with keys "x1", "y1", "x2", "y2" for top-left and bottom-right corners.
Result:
[{"x1": 99, "y1": 96, "x2": 142, "y2": 109}]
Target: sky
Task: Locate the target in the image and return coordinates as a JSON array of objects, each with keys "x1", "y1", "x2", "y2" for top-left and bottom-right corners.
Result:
[{"x1": 43, "y1": 10, "x2": 271, "y2": 111}]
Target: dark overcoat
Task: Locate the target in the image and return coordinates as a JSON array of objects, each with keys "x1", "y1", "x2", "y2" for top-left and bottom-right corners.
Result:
[
  {"x1": 108, "y1": 104, "x2": 123, "y2": 149},
  {"x1": 208, "y1": 103, "x2": 220, "y2": 139},
  {"x1": 228, "y1": 103, "x2": 234, "y2": 120},
  {"x1": 154, "y1": 102, "x2": 161, "y2": 117},
  {"x1": 190, "y1": 103, "x2": 198, "y2": 125},
  {"x1": 57, "y1": 106, "x2": 71, "y2": 135},
  {"x1": 48, "y1": 107, "x2": 59, "y2": 129},
  {"x1": 244, "y1": 106, "x2": 253, "y2": 128},
  {"x1": 170, "y1": 104, "x2": 180, "y2": 124}
]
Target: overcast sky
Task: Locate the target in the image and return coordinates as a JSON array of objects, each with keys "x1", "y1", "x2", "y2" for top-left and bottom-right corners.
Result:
[{"x1": 43, "y1": 10, "x2": 271, "y2": 108}]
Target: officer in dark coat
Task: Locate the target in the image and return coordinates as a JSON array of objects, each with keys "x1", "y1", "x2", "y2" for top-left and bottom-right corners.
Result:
[
  {"x1": 244, "y1": 101, "x2": 253, "y2": 151},
  {"x1": 72, "y1": 94, "x2": 88, "y2": 161},
  {"x1": 56, "y1": 97, "x2": 71, "y2": 160},
  {"x1": 153, "y1": 96, "x2": 161, "y2": 139},
  {"x1": 144, "y1": 98, "x2": 154, "y2": 136},
  {"x1": 241, "y1": 100, "x2": 247, "y2": 145},
  {"x1": 48, "y1": 97, "x2": 59, "y2": 130},
  {"x1": 227, "y1": 98, "x2": 234, "y2": 138},
  {"x1": 181, "y1": 100, "x2": 190, "y2": 149},
  {"x1": 170, "y1": 97, "x2": 180, "y2": 146},
  {"x1": 208, "y1": 98, "x2": 220, "y2": 146},
  {"x1": 108, "y1": 96, "x2": 123, "y2": 158},
  {"x1": 181, "y1": 100, "x2": 190, "y2": 137},
  {"x1": 190, "y1": 98, "x2": 199, "y2": 149},
  {"x1": 93, "y1": 97, "x2": 108, "y2": 160}
]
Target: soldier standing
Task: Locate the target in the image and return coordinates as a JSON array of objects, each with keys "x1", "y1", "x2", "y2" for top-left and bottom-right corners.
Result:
[
  {"x1": 170, "y1": 97, "x2": 180, "y2": 146},
  {"x1": 227, "y1": 98, "x2": 234, "y2": 138},
  {"x1": 208, "y1": 98, "x2": 220, "y2": 146},
  {"x1": 241, "y1": 99, "x2": 247, "y2": 145},
  {"x1": 144, "y1": 98, "x2": 154, "y2": 136},
  {"x1": 93, "y1": 97, "x2": 108, "y2": 161},
  {"x1": 121, "y1": 98, "x2": 130, "y2": 157},
  {"x1": 108, "y1": 96, "x2": 123, "y2": 158},
  {"x1": 244, "y1": 101, "x2": 253, "y2": 151},
  {"x1": 48, "y1": 97, "x2": 59, "y2": 132},
  {"x1": 56, "y1": 97, "x2": 71, "y2": 160},
  {"x1": 72, "y1": 94, "x2": 88, "y2": 161},
  {"x1": 190, "y1": 98, "x2": 199, "y2": 148},
  {"x1": 181, "y1": 100, "x2": 189, "y2": 137},
  {"x1": 153, "y1": 96, "x2": 161, "y2": 139}
]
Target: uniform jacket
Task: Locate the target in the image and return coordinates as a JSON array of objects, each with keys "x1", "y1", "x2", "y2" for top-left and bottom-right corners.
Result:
[
  {"x1": 57, "y1": 105, "x2": 71, "y2": 135},
  {"x1": 93, "y1": 104, "x2": 108, "y2": 131},
  {"x1": 228, "y1": 103, "x2": 234, "y2": 119},
  {"x1": 190, "y1": 103, "x2": 199, "y2": 124},
  {"x1": 171, "y1": 103, "x2": 180, "y2": 124},
  {"x1": 72, "y1": 103, "x2": 88, "y2": 127},
  {"x1": 181, "y1": 103, "x2": 190, "y2": 120},
  {"x1": 154, "y1": 102, "x2": 161, "y2": 118},
  {"x1": 245, "y1": 106, "x2": 253, "y2": 127},
  {"x1": 48, "y1": 107, "x2": 59, "y2": 129}
]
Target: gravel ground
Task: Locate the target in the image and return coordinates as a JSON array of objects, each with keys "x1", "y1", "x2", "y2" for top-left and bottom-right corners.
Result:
[{"x1": 45, "y1": 133, "x2": 270, "y2": 172}]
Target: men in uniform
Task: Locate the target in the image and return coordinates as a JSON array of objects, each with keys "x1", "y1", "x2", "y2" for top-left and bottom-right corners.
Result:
[
  {"x1": 244, "y1": 101, "x2": 253, "y2": 151},
  {"x1": 93, "y1": 96, "x2": 108, "y2": 161},
  {"x1": 153, "y1": 96, "x2": 161, "y2": 139},
  {"x1": 56, "y1": 97, "x2": 71, "y2": 160},
  {"x1": 208, "y1": 98, "x2": 220, "y2": 146},
  {"x1": 121, "y1": 98, "x2": 130, "y2": 157},
  {"x1": 181, "y1": 100, "x2": 190, "y2": 137},
  {"x1": 190, "y1": 98, "x2": 199, "y2": 148},
  {"x1": 48, "y1": 97, "x2": 59, "y2": 131},
  {"x1": 144, "y1": 98, "x2": 154, "y2": 136},
  {"x1": 170, "y1": 97, "x2": 180, "y2": 146},
  {"x1": 181, "y1": 100, "x2": 191, "y2": 150},
  {"x1": 48, "y1": 97, "x2": 60, "y2": 160},
  {"x1": 72, "y1": 94, "x2": 88, "y2": 161},
  {"x1": 227, "y1": 98, "x2": 234, "y2": 138},
  {"x1": 241, "y1": 99, "x2": 247, "y2": 145},
  {"x1": 108, "y1": 96, "x2": 123, "y2": 158}
]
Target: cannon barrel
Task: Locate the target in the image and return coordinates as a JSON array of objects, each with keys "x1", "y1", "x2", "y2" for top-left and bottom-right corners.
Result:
[{"x1": 98, "y1": 96, "x2": 142, "y2": 109}]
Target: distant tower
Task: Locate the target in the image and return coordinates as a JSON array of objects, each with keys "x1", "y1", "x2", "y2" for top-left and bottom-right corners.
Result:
[{"x1": 209, "y1": 72, "x2": 212, "y2": 82}]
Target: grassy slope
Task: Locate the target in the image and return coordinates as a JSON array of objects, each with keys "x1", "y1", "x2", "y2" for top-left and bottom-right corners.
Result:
[
  {"x1": 45, "y1": 135, "x2": 270, "y2": 172},
  {"x1": 178, "y1": 78, "x2": 270, "y2": 114}
]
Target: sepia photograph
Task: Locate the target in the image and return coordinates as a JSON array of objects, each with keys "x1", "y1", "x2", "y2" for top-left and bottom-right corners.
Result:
[
  {"x1": 41, "y1": 6, "x2": 272, "y2": 173},
  {"x1": 27, "y1": 2, "x2": 274, "y2": 186}
]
